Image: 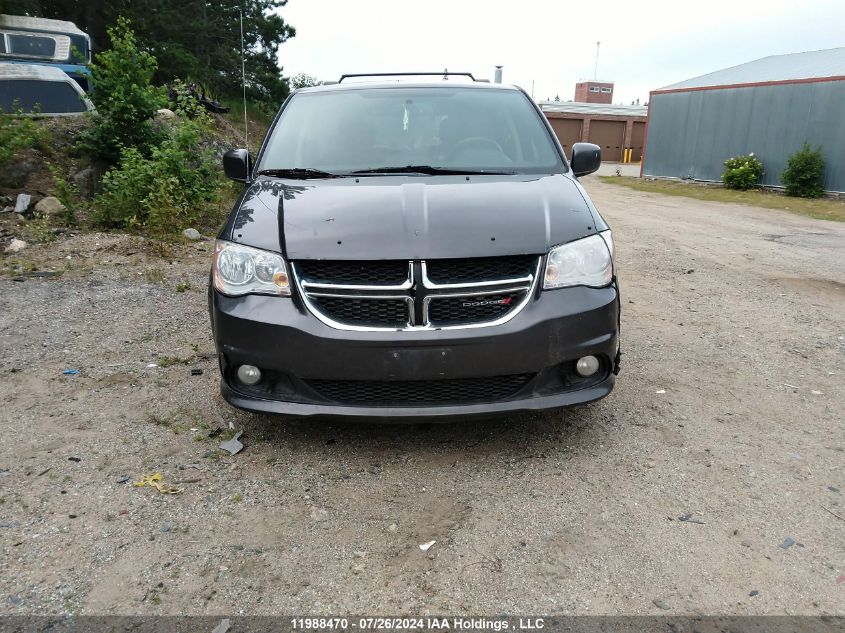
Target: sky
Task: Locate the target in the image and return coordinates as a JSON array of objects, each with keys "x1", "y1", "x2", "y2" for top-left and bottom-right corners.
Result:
[{"x1": 274, "y1": 0, "x2": 845, "y2": 104}]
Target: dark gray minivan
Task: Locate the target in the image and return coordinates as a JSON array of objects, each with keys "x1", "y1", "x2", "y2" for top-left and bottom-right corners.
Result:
[{"x1": 210, "y1": 73, "x2": 619, "y2": 420}]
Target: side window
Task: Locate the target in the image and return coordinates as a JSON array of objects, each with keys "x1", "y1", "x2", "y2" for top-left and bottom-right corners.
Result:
[
  {"x1": 0, "y1": 34, "x2": 6, "y2": 54},
  {"x1": 589, "y1": 86, "x2": 600, "y2": 93},
  {"x1": 7, "y1": 34, "x2": 57, "y2": 58},
  {"x1": 600, "y1": 87, "x2": 612, "y2": 94}
]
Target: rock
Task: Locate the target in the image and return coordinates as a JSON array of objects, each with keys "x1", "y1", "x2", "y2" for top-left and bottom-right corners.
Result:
[
  {"x1": 0, "y1": 160, "x2": 39, "y2": 188},
  {"x1": 5, "y1": 238, "x2": 27, "y2": 254},
  {"x1": 309, "y1": 507, "x2": 328, "y2": 522},
  {"x1": 14, "y1": 194, "x2": 31, "y2": 214},
  {"x1": 387, "y1": 523, "x2": 398, "y2": 533},
  {"x1": 73, "y1": 165, "x2": 107, "y2": 199},
  {"x1": 156, "y1": 108, "x2": 176, "y2": 120},
  {"x1": 652, "y1": 599, "x2": 670, "y2": 610},
  {"x1": 182, "y1": 228, "x2": 201, "y2": 240},
  {"x1": 205, "y1": 138, "x2": 235, "y2": 162},
  {"x1": 0, "y1": 207, "x2": 13, "y2": 214},
  {"x1": 34, "y1": 196, "x2": 67, "y2": 217}
]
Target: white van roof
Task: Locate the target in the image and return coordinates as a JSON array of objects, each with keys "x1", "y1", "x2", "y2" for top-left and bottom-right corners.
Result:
[
  {"x1": 0, "y1": 14, "x2": 87, "y2": 37},
  {"x1": 0, "y1": 61, "x2": 94, "y2": 114}
]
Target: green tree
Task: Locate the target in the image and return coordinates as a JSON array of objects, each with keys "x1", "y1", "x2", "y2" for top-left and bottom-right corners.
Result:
[
  {"x1": 3, "y1": 1, "x2": 296, "y2": 108},
  {"x1": 107, "y1": 0, "x2": 295, "y2": 107},
  {"x1": 290, "y1": 73, "x2": 320, "y2": 90},
  {"x1": 77, "y1": 16, "x2": 166, "y2": 163}
]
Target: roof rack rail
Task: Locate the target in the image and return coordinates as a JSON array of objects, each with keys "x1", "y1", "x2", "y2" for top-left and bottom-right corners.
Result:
[{"x1": 338, "y1": 72, "x2": 477, "y2": 83}]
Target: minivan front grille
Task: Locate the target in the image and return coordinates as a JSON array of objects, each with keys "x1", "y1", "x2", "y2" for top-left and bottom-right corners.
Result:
[
  {"x1": 305, "y1": 373, "x2": 535, "y2": 405},
  {"x1": 427, "y1": 293, "x2": 519, "y2": 326},
  {"x1": 310, "y1": 296, "x2": 410, "y2": 329},
  {"x1": 296, "y1": 260, "x2": 409, "y2": 286},
  {"x1": 425, "y1": 255, "x2": 537, "y2": 285},
  {"x1": 292, "y1": 256, "x2": 540, "y2": 331}
]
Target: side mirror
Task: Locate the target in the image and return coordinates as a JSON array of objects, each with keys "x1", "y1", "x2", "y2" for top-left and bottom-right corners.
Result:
[
  {"x1": 570, "y1": 143, "x2": 601, "y2": 177},
  {"x1": 223, "y1": 149, "x2": 251, "y2": 182}
]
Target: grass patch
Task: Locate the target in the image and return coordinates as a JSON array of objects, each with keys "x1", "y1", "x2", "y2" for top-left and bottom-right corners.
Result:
[
  {"x1": 599, "y1": 176, "x2": 845, "y2": 222},
  {"x1": 143, "y1": 267, "x2": 166, "y2": 284},
  {"x1": 157, "y1": 354, "x2": 194, "y2": 368},
  {"x1": 146, "y1": 413, "x2": 172, "y2": 427}
]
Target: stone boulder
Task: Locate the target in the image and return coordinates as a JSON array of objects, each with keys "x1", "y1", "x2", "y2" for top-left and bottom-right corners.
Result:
[
  {"x1": 0, "y1": 160, "x2": 39, "y2": 188},
  {"x1": 34, "y1": 196, "x2": 67, "y2": 217},
  {"x1": 73, "y1": 164, "x2": 108, "y2": 199},
  {"x1": 14, "y1": 193, "x2": 31, "y2": 214},
  {"x1": 5, "y1": 238, "x2": 27, "y2": 253}
]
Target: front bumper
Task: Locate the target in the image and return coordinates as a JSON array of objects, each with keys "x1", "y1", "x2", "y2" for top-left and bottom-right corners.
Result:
[{"x1": 209, "y1": 282, "x2": 620, "y2": 421}]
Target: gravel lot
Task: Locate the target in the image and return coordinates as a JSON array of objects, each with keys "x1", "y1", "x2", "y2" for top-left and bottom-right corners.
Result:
[{"x1": 1, "y1": 177, "x2": 843, "y2": 616}]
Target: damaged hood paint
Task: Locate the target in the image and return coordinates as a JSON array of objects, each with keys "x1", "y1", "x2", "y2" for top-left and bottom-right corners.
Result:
[{"x1": 225, "y1": 174, "x2": 598, "y2": 260}]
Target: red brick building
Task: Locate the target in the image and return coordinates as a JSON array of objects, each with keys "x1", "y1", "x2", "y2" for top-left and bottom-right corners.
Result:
[
  {"x1": 574, "y1": 80, "x2": 614, "y2": 104},
  {"x1": 540, "y1": 101, "x2": 648, "y2": 163}
]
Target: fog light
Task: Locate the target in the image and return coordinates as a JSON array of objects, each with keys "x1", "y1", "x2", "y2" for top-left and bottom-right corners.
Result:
[
  {"x1": 575, "y1": 355, "x2": 600, "y2": 377},
  {"x1": 237, "y1": 364, "x2": 262, "y2": 385}
]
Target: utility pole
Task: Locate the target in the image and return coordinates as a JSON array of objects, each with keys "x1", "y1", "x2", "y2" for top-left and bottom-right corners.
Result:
[{"x1": 594, "y1": 41, "x2": 600, "y2": 79}]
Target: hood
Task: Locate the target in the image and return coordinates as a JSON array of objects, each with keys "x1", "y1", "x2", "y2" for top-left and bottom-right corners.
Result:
[{"x1": 225, "y1": 174, "x2": 598, "y2": 260}]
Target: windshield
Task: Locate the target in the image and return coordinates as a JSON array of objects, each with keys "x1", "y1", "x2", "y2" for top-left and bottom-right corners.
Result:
[{"x1": 258, "y1": 86, "x2": 564, "y2": 175}]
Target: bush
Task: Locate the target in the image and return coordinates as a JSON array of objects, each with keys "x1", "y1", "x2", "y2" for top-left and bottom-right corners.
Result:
[
  {"x1": 48, "y1": 165, "x2": 82, "y2": 226},
  {"x1": 77, "y1": 17, "x2": 166, "y2": 163},
  {"x1": 721, "y1": 153, "x2": 764, "y2": 190},
  {"x1": 0, "y1": 110, "x2": 43, "y2": 166},
  {"x1": 781, "y1": 143, "x2": 825, "y2": 198},
  {"x1": 94, "y1": 112, "x2": 223, "y2": 235}
]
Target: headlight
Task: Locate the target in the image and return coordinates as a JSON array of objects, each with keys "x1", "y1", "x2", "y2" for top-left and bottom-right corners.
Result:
[
  {"x1": 543, "y1": 231, "x2": 614, "y2": 290},
  {"x1": 213, "y1": 240, "x2": 290, "y2": 296}
]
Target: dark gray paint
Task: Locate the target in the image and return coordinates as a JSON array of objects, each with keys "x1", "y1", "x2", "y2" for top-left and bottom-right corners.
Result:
[
  {"x1": 225, "y1": 174, "x2": 600, "y2": 260},
  {"x1": 643, "y1": 81, "x2": 845, "y2": 193}
]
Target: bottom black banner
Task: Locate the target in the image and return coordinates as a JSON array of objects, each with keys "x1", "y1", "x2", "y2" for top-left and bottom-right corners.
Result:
[{"x1": 1, "y1": 616, "x2": 843, "y2": 633}]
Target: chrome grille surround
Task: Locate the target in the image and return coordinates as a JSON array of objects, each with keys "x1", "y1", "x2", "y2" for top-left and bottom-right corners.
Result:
[{"x1": 291, "y1": 257, "x2": 541, "y2": 331}]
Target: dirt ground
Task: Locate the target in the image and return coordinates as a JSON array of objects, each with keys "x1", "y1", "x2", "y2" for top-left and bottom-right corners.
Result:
[{"x1": 0, "y1": 177, "x2": 843, "y2": 616}]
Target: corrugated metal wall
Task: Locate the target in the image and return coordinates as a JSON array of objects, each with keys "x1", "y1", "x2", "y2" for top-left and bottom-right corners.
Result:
[{"x1": 642, "y1": 80, "x2": 845, "y2": 192}]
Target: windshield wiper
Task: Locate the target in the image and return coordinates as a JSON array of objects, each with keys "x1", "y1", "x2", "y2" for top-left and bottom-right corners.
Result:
[
  {"x1": 351, "y1": 165, "x2": 515, "y2": 176},
  {"x1": 258, "y1": 168, "x2": 344, "y2": 179}
]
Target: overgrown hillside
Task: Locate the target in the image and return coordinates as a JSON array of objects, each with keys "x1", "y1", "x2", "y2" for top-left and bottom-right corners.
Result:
[{"x1": 1, "y1": 19, "x2": 273, "y2": 267}]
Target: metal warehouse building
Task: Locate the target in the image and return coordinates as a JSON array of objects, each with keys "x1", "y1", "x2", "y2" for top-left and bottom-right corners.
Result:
[{"x1": 642, "y1": 47, "x2": 845, "y2": 193}]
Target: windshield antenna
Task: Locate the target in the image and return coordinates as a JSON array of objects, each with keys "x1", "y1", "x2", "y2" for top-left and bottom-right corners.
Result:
[{"x1": 240, "y1": 6, "x2": 249, "y2": 151}]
